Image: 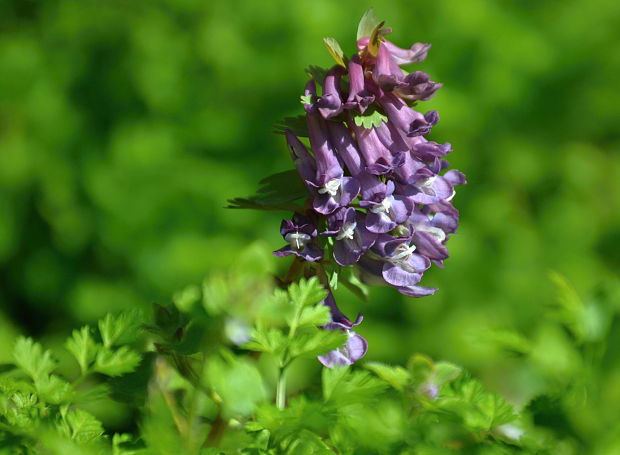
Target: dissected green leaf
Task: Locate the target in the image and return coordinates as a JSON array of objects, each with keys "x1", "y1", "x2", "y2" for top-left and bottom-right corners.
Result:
[
  {"x1": 37, "y1": 374, "x2": 72, "y2": 404},
  {"x1": 66, "y1": 326, "x2": 99, "y2": 374},
  {"x1": 365, "y1": 362, "x2": 411, "y2": 391},
  {"x1": 13, "y1": 337, "x2": 56, "y2": 383},
  {"x1": 288, "y1": 278, "x2": 327, "y2": 309},
  {"x1": 243, "y1": 328, "x2": 288, "y2": 357},
  {"x1": 352, "y1": 107, "x2": 388, "y2": 129},
  {"x1": 296, "y1": 305, "x2": 331, "y2": 328},
  {"x1": 322, "y1": 367, "x2": 387, "y2": 408},
  {"x1": 64, "y1": 408, "x2": 104, "y2": 444},
  {"x1": 94, "y1": 346, "x2": 141, "y2": 377},
  {"x1": 438, "y1": 375, "x2": 517, "y2": 431},
  {"x1": 98, "y1": 310, "x2": 143, "y2": 348},
  {"x1": 288, "y1": 329, "x2": 346, "y2": 359},
  {"x1": 204, "y1": 355, "x2": 267, "y2": 418}
]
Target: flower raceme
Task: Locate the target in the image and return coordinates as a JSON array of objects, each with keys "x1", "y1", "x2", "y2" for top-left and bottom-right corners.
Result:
[{"x1": 273, "y1": 12, "x2": 466, "y2": 367}]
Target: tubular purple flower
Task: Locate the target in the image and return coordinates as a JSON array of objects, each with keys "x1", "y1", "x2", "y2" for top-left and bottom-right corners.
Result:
[
  {"x1": 383, "y1": 40, "x2": 431, "y2": 65},
  {"x1": 317, "y1": 66, "x2": 345, "y2": 119},
  {"x1": 352, "y1": 123, "x2": 405, "y2": 175},
  {"x1": 344, "y1": 55, "x2": 375, "y2": 113},
  {"x1": 376, "y1": 90, "x2": 435, "y2": 138},
  {"x1": 408, "y1": 209, "x2": 450, "y2": 266},
  {"x1": 359, "y1": 180, "x2": 412, "y2": 233},
  {"x1": 326, "y1": 121, "x2": 384, "y2": 199},
  {"x1": 373, "y1": 41, "x2": 406, "y2": 91},
  {"x1": 318, "y1": 292, "x2": 367, "y2": 368},
  {"x1": 371, "y1": 234, "x2": 431, "y2": 287},
  {"x1": 273, "y1": 215, "x2": 323, "y2": 262},
  {"x1": 411, "y1": 141, "x2": 452, "y2": 161},
  {"x1": 322, "y1": 208, "x2": 377, "y2": 266},
  {"x1": 425, "y1": 200, "x2": 460, "y2": 235},
  {"x1": 395, "y1": 71, "x2": 443, "y2": 101},
  {"x1": 306, "y1": 110, "x2": 360, "y2": 214},
  {"x1": 285, "y1": 130, "x2": 316, "y2": 182},
  {"x1": 356, "y1": 254, "x2": 436, "y2": 297}
]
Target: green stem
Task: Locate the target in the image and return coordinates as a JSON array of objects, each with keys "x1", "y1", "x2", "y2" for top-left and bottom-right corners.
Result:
[{"x1": 276, "y1": 366, "x2": 287, "y2": 410}]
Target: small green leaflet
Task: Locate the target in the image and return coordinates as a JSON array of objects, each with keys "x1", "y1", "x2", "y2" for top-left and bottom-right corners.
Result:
[
  {"x1": 352, "y1": 108, "x2": 388, "y2": 129},
  {"x1": 64, "y1": 408, "x2": 104, "y2": 444},
  {"x1": 94, "y1": 346, "x2": 141, "y2": 377},
  {"x1": 365, "y1": 362, "x2": 411, "y2": 391},
  {"x1": 99, "y1": 310, "x2": 143, "y2": 348},
  {"x1": 12, "y1": 337, "x2": 56, "y2": 383},
  {"x1": 66, "y1": 326, "x2": 98, "y2": 374},
  {"x1": 357, "y1": 9, "x2": 381, "y2": 40},
  {"x1": 288, "y1": 277, "x2": 328, "y2": 309},
  {"x1": 323, "y1": 37, "x2": 346, "y2": 67},
  {"x1": 300, "y1": 94, "x2": 313, "y2": 105},
  {"x1": 288, "y1": 329, "x2": 347, "y2": 359}
]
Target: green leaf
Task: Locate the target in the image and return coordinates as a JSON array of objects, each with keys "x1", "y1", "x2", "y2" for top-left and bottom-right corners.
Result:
[
  {"x1": 300, "y1": 94, "x2": 313, "y2": 105},
  {"x1": 352, "y1": 107, "x2": 388, "y2": 129},
  {"x1": 322, "y1": 367, "x2": 387, "y2": 407},
  {"x1": 365, "y1": 362, "x2": 411, "y2": 391},
  {"x1": 478, "y1": 329, "x2": 533, "y2": 355},
  {"x1": 322, "y1": 365, "x2": 350, "y2": 402},
  {"x1": 109, "y1": 352, "x2": 155, "y2": 406},
  {"x1": 288, "y1": 329, "x2": 347, "y2": 359},
  {"x1": 323, "y1": 37, "x2": 346, "y2": 67},
  {"x1": 12, "y1": 337, "x2": 56, "y2": 383},
  {"x1": 64, "y1": 408, "x2": 104, "y2": 444},
  {"x1": 37, "y1": 374, "x2": 72, "y2": 404},
  {"x1": 288, "y1": 278, "x2": 327, "y2": 309},
  {"x1": 94, "y1": 346, "x2": 141, "y2": 377},
  {"x1": 112, "y1": 433, "x2": 138, "y2": 455},
  {"x1": 433, "y1": 362, "x2": 463, "y2": 386},
  {"x1": 66, "y1": 326, "x2": 99, "y2": 374},
  {"x1": 173, "y1": 284, "x2": 201, "y2": 312},
  {"x1": 227, "y1": 169, "x2": 307, "y2": 212},
  {"x1": 243, "y1": 328, "x2": 288, "y2": 357},
  {"x1": 357, "y1": 9, "x2": 380, "y2": 41},
  {"x1": 438, "y1": 375, "x2": 517, "y2": 431},
  {"x1": 407, "y1": 353, "x2": 434, "y2": 387},
  {"x1": 204, "y1": 355, "x2": 267, "y2": 418},
  {"x1": 297, "y1": 305, "x2": 331, "y2": 328},
  {"x1": 98, "y1": 310, "x2": 143, "y2": 348}
]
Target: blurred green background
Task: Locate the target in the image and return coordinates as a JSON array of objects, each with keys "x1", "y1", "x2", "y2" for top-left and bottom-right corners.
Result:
[{"x1": 1, "y1": 0, "x2": 619, "y2": 410}]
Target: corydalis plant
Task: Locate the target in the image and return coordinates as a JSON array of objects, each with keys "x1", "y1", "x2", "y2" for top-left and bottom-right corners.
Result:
[{"x1": 232, "y1": 10, "x2": 465, "y2": 369}]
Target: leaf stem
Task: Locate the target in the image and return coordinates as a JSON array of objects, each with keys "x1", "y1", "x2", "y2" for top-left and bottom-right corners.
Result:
[{"x1": 276, "y1": 365, "x2": 287, "y2": 410}]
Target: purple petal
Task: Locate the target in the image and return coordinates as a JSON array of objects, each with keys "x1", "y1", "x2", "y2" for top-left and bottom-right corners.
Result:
[
  {"x1": 344, "y1": 55, "x2": 375, "y2": 113},
  {"x1": 396, "y1": 285, "x2": 437, "y2": 297},
  {"x1": 383, "y1": 41, "x2": 431, "y2": 65},
  {"x1": 317, "y1": 67, "x2": 344, "y2": 119},
  {"x1": 443, "y1": 169, "x2": 467, "y2": 186},
  {"x1": 382, "y1": 262, "x2": 423, "y2": 287},
  {"x1": 373, "y1": 41, "x2": 405, "y2": 91},
  {"x1": 394, "y1": 71, "x2": 442, "y2": 101},
  {"x1": 318, "y1": 330, "x2": 368, "y2": 368}
]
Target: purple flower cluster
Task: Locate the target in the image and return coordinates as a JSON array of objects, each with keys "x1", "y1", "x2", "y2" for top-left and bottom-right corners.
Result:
[{"x1": 274, "y1": 21, "x2": 465, "y2": 367}]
